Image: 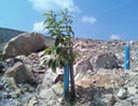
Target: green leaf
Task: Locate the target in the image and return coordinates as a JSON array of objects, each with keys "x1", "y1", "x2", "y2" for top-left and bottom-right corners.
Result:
[
  {"x1": 45, "y1": 48, "x2": 52, "y2": 54},
  {"x1": 43, "y1": 9, "x2": 77, "y2": 71}
]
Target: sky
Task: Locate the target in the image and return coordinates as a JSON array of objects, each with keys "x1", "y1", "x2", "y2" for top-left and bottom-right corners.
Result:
[{"x1": 0, "y1": 0, "x2": 138, "y2": 40}]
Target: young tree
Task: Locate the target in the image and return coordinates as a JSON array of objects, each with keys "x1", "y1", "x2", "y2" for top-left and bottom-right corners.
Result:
[{"x1": 43, "y1": 9, "x2": 76, "y2": 98}]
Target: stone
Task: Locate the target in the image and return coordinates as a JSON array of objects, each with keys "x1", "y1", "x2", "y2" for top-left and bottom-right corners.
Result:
[
  {"x1": 94, "y1": 94, "x2": 115, "y2": 106},
  {"x1": 41, "y1": 68, "x2": 57, "y2": 89},
  {"x1": 3, "y1": 62, "x2": 38, "y2": 97},
  {"x1": 39, "y1": 82, "x2": 63, "y2": 106},
  {"x1": 117, "y1": 88, "x2": 128, "y2": 99},
  {"x1": 95, "y1": 53, "x2": 120, "y2": 69},
  {"x1": 38, "y1": 50, "x2": 45, "y2": 57},
  {"x1": 74, "y1": 57, "x2": 93, "y2": 80},
  {"x1": 3, "y1": 32, "x2": 47, "y2": 59},
  {"x1": 11, "y1": 92, "x2": 20, "y2": 98},
  {"x1": 5, "y1": 58, "x2": 23, "y2": 67},
  {"x1": 41, "y1": 67, "x2": 64, "y2": 89},
  {"x1": 75, "y1": 68, "x2": 124, "y2": 88},
  {"x1": 15, "y1": 55, "x2": 27, "y2": 61},
  {"x1": 114, "y1": 101, "x2": 132, "y2": 106},
  {"x1": 127, "y1": 87, "x2": 138, "y2": 95},
  {"x1": 127, "y1": 94, "x2": 138, "y2": 105},
  {"x1": 5, "y1": 58, "x2": 15, "y2": 66},
  {"x1": 0, "y1": 84, "x2": 4, "y2": 90},
  {"x1": 25, "y1": 96, "x2": 38, "y2": 106},
  {"x1": 4, "y1": 62, "x2": 35, "y2": 85},
  {"x1": 54, "y1": 74, "x2": 63, "y2": 84},
  {"x1": 0, "y1": 61, "x2": 7, "y2": 73}
]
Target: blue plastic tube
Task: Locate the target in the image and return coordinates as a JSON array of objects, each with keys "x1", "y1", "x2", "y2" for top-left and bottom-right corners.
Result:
[
  {"x1": 124, "y1": 44, "x2": 130, "y2": 70},
  {"x1": 63, "y1": 64, "x2": 70, "y2": 98}
]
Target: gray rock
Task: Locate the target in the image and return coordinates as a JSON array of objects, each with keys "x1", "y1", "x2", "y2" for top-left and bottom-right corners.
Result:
[
  {"x1": 41, "y1": 68, "x2": 64, "y2": 90},
  {"x1": 95, "y1": 53, "x2": 120, "y2": 69},
  {"x1": 117, "y1": 88, "x2": 128, "y2": 99},
  {"x1": 127, "y1": 95, "x2": 138, "y2": 105},
  {"x1": 24, "y1": 96, "x2": 38, "y2": 106},
  {"x1": 95, "y1": 94, "x2": 115, "y2": 106},
  {"x1": 0, "y1": 61, "x2": 7, "y2": 73},
  {"x1": 114, "y1": 101, "x2": 132, "y2": 106},
  {"x1": 4, "y1": 62, "x2": 35, "y2": 85},
  {"x1": 41, "y1": 68, "x2": 57, "y2": 89},
  {"x1": 15, "y1": 55, "x2": 27, "y2": 61},
  {"x1": 74, "y1": 57, "x2": 93, "y2": 80},
  {"x1": 127, "y1": 87, "x2": 138, "y2": 95},
  {"x1": 39, "y1": 82, "x2": 63, "y2": 106},
  {"x1": 3, "y1": 32, "x2": 47, "y2": 59},
  {"x1": 0, "y1": 84, "x2": 4, "y2": 90}
]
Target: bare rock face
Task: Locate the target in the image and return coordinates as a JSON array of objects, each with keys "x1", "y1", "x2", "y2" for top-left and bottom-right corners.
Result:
[
  {"x1": 3, "y1": 32, "x2": 47, "y2": 59},
  {"x1": 95, "y1": 53, "x2": 120, "y2": 69}
]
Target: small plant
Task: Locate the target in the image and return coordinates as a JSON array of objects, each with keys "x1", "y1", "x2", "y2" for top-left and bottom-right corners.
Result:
[{"x1": 43, "y1": 9, "x2": 76, "y2": 98}]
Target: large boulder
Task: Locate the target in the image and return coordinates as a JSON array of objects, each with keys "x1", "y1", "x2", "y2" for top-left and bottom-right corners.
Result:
[
  {"x1": 95, "y1": 53, "x2": 120, "y2": 69},
  {"x1": 3, "y1": 32, "x2": 47, "y2": 58}
]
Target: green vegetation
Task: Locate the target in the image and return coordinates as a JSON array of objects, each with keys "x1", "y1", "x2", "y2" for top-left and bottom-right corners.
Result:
[{"x1": 43, "y1": 9, "x2": 76, "y2": 99}]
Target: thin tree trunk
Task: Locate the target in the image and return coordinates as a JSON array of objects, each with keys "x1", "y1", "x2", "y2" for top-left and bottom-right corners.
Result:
[
  {"x1": 69, "y1": 47, "x2": 76, "y2": 98},
  {"x1": 69, "y1": 62, "x2": 75, "y2": 97}
]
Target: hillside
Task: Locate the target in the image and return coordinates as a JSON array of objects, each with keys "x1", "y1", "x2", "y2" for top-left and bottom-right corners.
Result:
[
  {"x1": 0, "y1": 27, "x2": 25, "y2": 51},
  {"x1": 1, "y1": 33, "x2": 138, "y2": 106},
  {"x1": 1, "y1": 29, "x2": 138, "y2": 106}
]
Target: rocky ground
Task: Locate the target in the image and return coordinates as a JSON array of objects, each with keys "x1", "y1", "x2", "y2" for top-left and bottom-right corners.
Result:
[{"x1": 0, "y1": 32, "x2": 138, "y2": 106}]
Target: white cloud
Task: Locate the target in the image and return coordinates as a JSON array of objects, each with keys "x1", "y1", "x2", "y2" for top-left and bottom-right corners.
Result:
[
  {"x1": 82, "y1": 16, "x2": 97, "y2": 24},
  {"x1": 29, "y1": 0, "x2": 80, "y2": 12},
  {"x1": 32, "y1": 21, "x2": 47, "y2": 33},
  {"x1": 110, "y1": 34, "x2": 121, "y2": 40}
]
